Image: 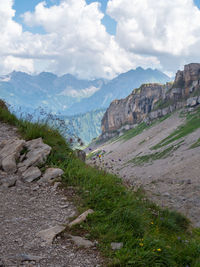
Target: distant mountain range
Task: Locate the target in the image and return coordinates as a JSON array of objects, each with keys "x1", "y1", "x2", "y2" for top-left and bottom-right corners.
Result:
[
  {"x1": 0, "y1": 68, "x2": 170, "y2": 144},
  {"x1": 0, "y1": 68, "x2": 170, "y2": 115}
]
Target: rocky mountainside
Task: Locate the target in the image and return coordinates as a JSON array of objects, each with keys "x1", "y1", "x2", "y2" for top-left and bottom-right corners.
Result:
[{"x1": 101, "y1": 63, "x2": 200, "y2": 139}]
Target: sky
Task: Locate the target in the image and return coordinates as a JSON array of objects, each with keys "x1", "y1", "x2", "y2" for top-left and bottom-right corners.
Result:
[{"x1": 0, "y1": 0, "x2": 200, "y2": 79}]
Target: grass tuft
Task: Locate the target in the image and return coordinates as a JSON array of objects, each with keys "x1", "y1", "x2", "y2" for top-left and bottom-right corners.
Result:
[{"x1": 152, "y1": 106, "x2": 200, "y2": 150}]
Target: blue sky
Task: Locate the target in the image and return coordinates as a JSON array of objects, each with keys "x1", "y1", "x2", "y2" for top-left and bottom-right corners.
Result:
[
  {"x1": 13, "y1": 0, "x2": 117, "y2": 35},
  {"x1": 1, "y1": 0, "x2": 200, "y2": 78}
]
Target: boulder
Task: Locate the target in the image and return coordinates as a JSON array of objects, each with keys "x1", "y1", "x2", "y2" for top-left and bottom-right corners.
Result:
[
  {"x1": 36, "y1": 225, "x2": 65, "y2": 244},
  {"x1": 69, "y1": 235, "x2": 94, "y2": 248},
  {"x1": 22, "y1": 166, "x2": 41, "y2": 182},
  {"x1": 0, "y1": 139, "x2": 25, "y2": 173},
  {"x1": 18, "y1": 138, "x2": 51, "y2": 171},
  {"x1": 2, "y1": 154, "x2": 17, "y2": 173},
  {"x1": 186, "y1": 97, "x2": 198, "y2": 107},
  {"x1": 42, "y1": 168, "x2": 64, "y2": 182}
]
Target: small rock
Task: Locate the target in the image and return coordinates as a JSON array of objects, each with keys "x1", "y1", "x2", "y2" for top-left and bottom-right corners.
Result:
[
  {"x1": 36, "y1": 225, "x2": 66, "y2": 244},
  {"x1": 69, "y1": 235, "x2": 94, "y2": 248},
  {"x1": 2, "y1": 176, "x2": 17, "y2": 188},
  {"x1": 53, "y1": 182, "x2": 61, "y2": 190},
  {"x1": 8, "y1": 254, "x2": 43, "y2": 262},
  {"x1": 42, "y1": 168, "x2": 64, "y2": 182},
  {"x1": 22, "y1": 166, "x2": 41, "y2": 182},
  {"x1": 68, "y1": 209, "x2": 94, "y2": 228},
  {"x1": 163, "y1": 192, "x2": 170, "y2": 197},
  {"x1": 111, "y1": 242, "x2": 123, "y2": 250}
]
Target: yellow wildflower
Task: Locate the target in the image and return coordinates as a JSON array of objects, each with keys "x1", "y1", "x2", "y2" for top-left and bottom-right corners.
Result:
[
  {"x1": 139, "y1": 243, "x2": 144, "y2": 247},
  {"x1": 157, "y1": 248, "x2": 162, "y2": 252},
  {"x1": 150, "y1": 221, "x2": 154, "y2": 225}
]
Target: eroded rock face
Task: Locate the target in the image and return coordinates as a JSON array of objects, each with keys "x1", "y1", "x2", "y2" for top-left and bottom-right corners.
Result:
[
  {"x1": 101, "y1": 63, "x2": 200, "y2": 136},
  {"x1": 174, "y1": 63, "x2": 200, "y2": 95},
  {"x1": 101, "y1": 83, "x2": 169, "y2": 133}
]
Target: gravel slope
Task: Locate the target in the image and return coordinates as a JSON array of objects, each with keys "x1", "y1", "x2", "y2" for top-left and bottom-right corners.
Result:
[
  {"x1": 0, "y1": 122, "x2": 102, "y2": 267},
  {"x1": 88, "y1": 110, "x2": 200, "y2": 227}
]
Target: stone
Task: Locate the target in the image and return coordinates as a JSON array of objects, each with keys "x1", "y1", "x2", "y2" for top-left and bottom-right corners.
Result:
[
  {"x1": 163, "y1": 192, "x2": 170, "y2": 197},
  {"x1": 69, "y1": 235, "x2": 94, "y2": 248},
  {"x1": 2, "y1": 176, "x2": 17, "y2": 188},
  {"x1": 18, "y1": 138, "x2": 51, "y2": 171},
  {"x1": 22, "y1": 166, "x2": 41, "y2": 182},
  {"x1": 1, "y1": 154, "x2": 17, "y2": 173},
  {"x1": 42, "y1": 168, "x2": 64, "y2": 182},
  {"x1": 7, "y1": 254, "x2": 43, "y2": 263},
  {"x1": 68, "y1": 209, "x2": 94, "y2": 228},
  {"x1": 0, "y1": 139, "x2": 25, "y2": 173},
  {"x1": 111, "y1": 242, "x2": 123, "y2": 250},
  {"x1": 187, "y1": 97, "x2": 198, "y2": 107},
  {"x1": 197, "y1": 96, "x2": 200, "y2": 104},
  {"x1": 36, "y1": 225, "x2": 66, "y2": 244}
]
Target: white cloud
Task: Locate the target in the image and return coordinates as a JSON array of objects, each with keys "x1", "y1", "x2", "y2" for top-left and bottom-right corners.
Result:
[
  {"x1": 0, "y1": 0, "x2": 200, "y2": 77},
  {"x1": 59, "y1": 85, "x2": 100, "y2": 98},
  {"x1": 22, "y1": 0, "x2": 139, "y2": 78},
  {"x1": 107, "y1": 0, "x2": 200, "y2": 72}
]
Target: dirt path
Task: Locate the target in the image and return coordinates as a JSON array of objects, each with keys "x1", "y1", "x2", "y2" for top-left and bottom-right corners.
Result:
[
  {"x1": 0, "y1": 122, "x2": 102, "y2": 267},
  {"x1": 88, "y1": 111, "x2": 200, "y2": 227}
]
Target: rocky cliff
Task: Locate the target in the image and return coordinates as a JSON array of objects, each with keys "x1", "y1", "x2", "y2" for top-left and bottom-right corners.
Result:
[{"x1": 101, "y1": 63, "x2": 200, "y2": 139}]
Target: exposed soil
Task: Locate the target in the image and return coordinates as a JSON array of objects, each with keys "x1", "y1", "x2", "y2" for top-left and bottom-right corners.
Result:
[
  {"x1": 0, "y1": 122, "x2": 103, "y2": 267},
  {"x1": 88, "y1": 110, "x2": 200, "y2": 227}
]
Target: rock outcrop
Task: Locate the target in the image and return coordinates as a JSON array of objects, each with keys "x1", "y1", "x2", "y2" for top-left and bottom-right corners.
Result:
[
  {"x1": 101, "y1": 63, "x2": 200, "y2": 138},
  {"x1": 0, "y1": 137, "x2": 64, "y2": 185}
]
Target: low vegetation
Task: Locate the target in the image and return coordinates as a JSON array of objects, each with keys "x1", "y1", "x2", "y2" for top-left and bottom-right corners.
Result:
[
  {"x1": 152, "y1": 106, "x2": 200, "y2": 150},
  {"x1": 1, "y1": 101, "x2": 200, "y2": 266},
  {"x1": 110, "y1": 113, "x2": 172, "y2": 144},
  {"x1": 190, "y1": 138, "x2": 200, "y2": 149},
  {"x1": 128, "y1": 145, "x2": 176, "y2": 166}
]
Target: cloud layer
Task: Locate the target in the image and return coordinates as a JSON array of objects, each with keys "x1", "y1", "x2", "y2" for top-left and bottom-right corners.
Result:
[{"x1": 1, "y1": 0, "x2": 200, "y2": 77}]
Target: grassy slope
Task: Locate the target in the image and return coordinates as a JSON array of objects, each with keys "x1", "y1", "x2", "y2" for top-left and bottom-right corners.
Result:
[
  {"x1": 1, "y1": 103, "x2": 200, "y2": 267},
  {"x1": 152, "y1": 106, "x2": 200, "y2": 150}
]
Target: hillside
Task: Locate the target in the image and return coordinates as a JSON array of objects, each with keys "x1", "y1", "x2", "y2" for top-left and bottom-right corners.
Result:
[
  {"x1": 1, "y1": 99, "x2": 200, "y2": 266},
  {"x1": 86, "y1": 63, "x2": 200, "y2": 227}
]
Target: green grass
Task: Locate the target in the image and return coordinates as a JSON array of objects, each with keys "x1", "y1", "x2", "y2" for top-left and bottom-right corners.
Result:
[
  {"x1": 109, "y1": 113, "x2": 173, "y2": 144},
  {"x1": 128, "y1": 145, "x2": 177, "y2": 166},
  {"x1": 190, "y1": 138, "x2": 200, "y2": 149},
  {"x1": 1, "y1": 102, "x2": 200, "y2": 266},
  {"x1": 152, "y1": 106, "x2": 200, "y2": 150}
]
